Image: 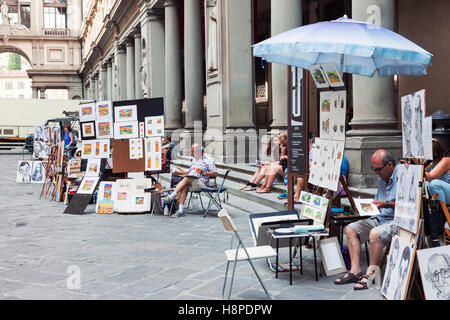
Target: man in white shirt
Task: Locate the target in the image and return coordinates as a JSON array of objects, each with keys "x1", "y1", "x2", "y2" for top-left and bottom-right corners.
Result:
[{"x1": 165, "y1": 144, "x2": 218, "y2": 218}]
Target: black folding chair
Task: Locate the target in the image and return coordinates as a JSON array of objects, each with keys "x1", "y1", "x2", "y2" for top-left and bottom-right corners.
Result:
[{"x1": 201, "y1": 170, "x2": 230, "y2": 218}]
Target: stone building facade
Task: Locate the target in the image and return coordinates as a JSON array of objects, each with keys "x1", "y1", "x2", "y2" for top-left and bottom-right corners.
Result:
[
  {"x1": 79, "y1": 0, "x2": 449, "y2": 189},
  {"x1": 0, "y1": 0, "x2": 83, "y2": 99}
]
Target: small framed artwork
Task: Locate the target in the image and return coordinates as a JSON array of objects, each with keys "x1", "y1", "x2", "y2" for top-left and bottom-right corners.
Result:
[
  {"x1": 321, "y1": 62, "x2": 345, "y2": 88},
  {"x1": 81, "y1": 121, "x2": 96, "y2": 140},
  {"x1": 79, "y1": 103, "x2": 96, "y2": 122},
  {"x1": 114, "y1": 105, "x2": 138, "y2": 123},
  {"x1": 99, "y1": 139, "x2": 110, "y2": 159},
  {"x1": 318, "y1": 237, "x2": 347, "y2": 276},
  {"x1": 354, "y1": 199, "x2": 381, "y2": 217},
  {"x1": 132, "y1": 193, "x2": 150, "y2": 212},
  {"x1": 96, "y1": 120, "x2": 113, "y2": 139},
  {"x1": 85, "y1": 158, "x2": 101, "y2": 177},
  {"x1": 96, "y1": 201, "x2": 114, "y2": 214},
  {"x1": 114, "y1": 121, "x2": 139, "y2": 140},
  {"x1": 77, "y1": 177, "x2": 100, "y2": 195},
  {"x1": 81, "y1": 141, "x2": 94, "y2": 159},
  {"x1": 95, "y1": 100, "x2": 113, "y2": 120},
  {"x1": 309, "y1": 64, "x2": 330, "y2": 89},
  {"x1": 145, "y1": 116, "x2": 165, "y2": 137},
  {"x1": 98, "y1": 181, "x2": 116, "y2": 202}
]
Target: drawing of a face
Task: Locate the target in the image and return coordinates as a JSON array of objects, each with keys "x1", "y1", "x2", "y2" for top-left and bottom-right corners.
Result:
[
  {"x1": 398, "y1": 246, "x2": 411, "y2": 282},
  {"x1": 32, "y1": 163, "x2": 43, "y2": 181},
  {"x1": 19, "y1": 162, "x2": 31, "y2": 182},
  {"x1": 35, "y1": 126, "x2": 43, "y2": 140},
  {"x1": 428, "y1": 254, "x2": 450, "y2": 300}
]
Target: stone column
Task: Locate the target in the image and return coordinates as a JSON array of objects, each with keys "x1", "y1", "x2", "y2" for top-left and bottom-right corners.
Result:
[
  {"x1": 346, "y1": 0, "x2": 401, "y2": 191},
  {"x1": 134, "y1": 30, "x2": 142, "y2": 99},
  {"x1": 90, "y1": 79, "x2": 95, "y2": 100},
  {"x1": 126, "y1": 38, "x2": 136, "y2": 100},
  {"x1": 32, "y1": 87, "x2": 38, "y2": 99},
  {"x1": 117, "y1": 45, "x2": 128, "y2": 101},
  {"x1": 39, "y1": 88, "x2": 45, "y2": 99},
  {"x1": 184, "y1": 0, "x2": 204, "y2": 130},
  {"x1": 270, "y1": 0, "x2": 302, "y2": 129},
  {"x1": 93, "y1": 75, "x2": 98, "y2": 100},
  {"x1": 140, "y1": 9, "x2": 165, "y2": 98},
  {"x1": 106, "y1": 59, "x2": 113, "y2": 100},
  {"x1": 100, "y1": 65, "x2": 108, "y2": 100},
  {"x1": 164, "y1": 0, "x2": 182, "y2": 130}
]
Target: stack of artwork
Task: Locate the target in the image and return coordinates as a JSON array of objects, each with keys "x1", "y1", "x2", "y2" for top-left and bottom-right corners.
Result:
[
  {"x1": 381, "y1": 235, "x2": 416, "y2": 300},
  {"x1": 113, "y1": 179, "x2": 152, "y2": 213},
  {"x1": 299, "y1": 191, "x2": 329, "y2": 225},
  {"x1": 308, "y1": 138, "x2": 345, "y2": 191}
]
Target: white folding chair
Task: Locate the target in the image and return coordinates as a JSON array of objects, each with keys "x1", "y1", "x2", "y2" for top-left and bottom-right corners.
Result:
[{"x1": 218, "y1": 209, "x2": 277, "y2": 300}]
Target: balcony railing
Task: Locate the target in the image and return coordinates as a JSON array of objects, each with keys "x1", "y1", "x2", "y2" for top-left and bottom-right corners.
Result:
[{"x1": 43, "y1": 28, "x2": 70, "y2": 37}]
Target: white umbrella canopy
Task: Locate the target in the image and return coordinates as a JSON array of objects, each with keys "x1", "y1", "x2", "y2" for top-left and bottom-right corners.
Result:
[{"x1": 253, "y1": 16, "x2": 432, "y2": 77}]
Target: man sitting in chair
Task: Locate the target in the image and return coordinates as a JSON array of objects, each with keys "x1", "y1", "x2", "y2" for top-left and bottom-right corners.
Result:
[
  {"x1": 334, "y1": 149, "x2": 398, "y2": 290},
  {"x1": 165, "y1": 144, "x2": 218, "y2": 218}
]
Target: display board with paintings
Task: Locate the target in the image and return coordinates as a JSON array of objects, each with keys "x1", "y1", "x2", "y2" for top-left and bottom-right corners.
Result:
[
  {"x1": 319, "y1": 90, "x2": 346, "y2": 141},
  {"x1": 381, "y1": 235, "x2": 416, "y2": 300},
  {"x1": 299, "y1": 191, "x2": 329, "y2": 225},
  {"x1": 113, "y1": 178, "x2": 152, "y2": 213},
  {"x1": 401, "y1": 89, "x2": 432, "y2": 160},
  {"x1": 394, "y1": 164, "x2": 424, "y2": 235}
]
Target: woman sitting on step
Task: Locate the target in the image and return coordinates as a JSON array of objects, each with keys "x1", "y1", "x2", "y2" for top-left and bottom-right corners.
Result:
[
  {"x1": 256, "y1": 133, "x2": 288, "y2": 194},
  {"x1": 240, "y1": 135, "x2": 280, "y2": 191}
]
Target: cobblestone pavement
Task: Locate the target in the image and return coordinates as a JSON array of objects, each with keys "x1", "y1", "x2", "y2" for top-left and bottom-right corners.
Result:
[{"x1": 0, "y1": 153, "x2": 383, "y2": 300}]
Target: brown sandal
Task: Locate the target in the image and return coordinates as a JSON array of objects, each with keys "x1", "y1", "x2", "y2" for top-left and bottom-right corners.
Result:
[
  {"x1": 334, "y1": 272, "x2": 363, "y2": 285},
  {"x1": 354, "y1": 274, "x2": 377, "y2": 290}
]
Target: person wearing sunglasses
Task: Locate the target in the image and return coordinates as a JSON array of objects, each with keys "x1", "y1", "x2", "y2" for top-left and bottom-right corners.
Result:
[{"x1": 335, "y1": 149, "x2": 397, "y2": 290}]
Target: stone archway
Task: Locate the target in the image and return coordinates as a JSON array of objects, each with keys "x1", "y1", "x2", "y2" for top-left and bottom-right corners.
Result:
[{"x1": 0, "y1": 45, "x2": 32, "y2": 66}]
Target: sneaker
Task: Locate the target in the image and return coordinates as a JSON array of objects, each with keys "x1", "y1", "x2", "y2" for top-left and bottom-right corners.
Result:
[
  {"x1": 171, "y1": 211, "x2": 185, "y2": 218},
  {"x1": 277, "y1": 191, "x2": 288, "y2": 200}
]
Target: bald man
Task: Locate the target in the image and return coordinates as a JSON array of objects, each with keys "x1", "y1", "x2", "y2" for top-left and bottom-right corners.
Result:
[
  {"x1": 165, "y1": 144, "x2": 218, "y2": 218},
  {"x1": 335, "y1": 149, "x2": 398, "y2": 290}
]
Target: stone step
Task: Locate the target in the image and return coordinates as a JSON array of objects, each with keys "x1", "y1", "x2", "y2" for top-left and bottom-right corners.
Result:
[{"x1": 171, "y1": 157, "x2": 286, "y2": 193}]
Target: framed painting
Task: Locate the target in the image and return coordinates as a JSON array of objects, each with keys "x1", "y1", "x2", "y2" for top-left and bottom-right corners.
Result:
[
  {"x1": 77, "y1": 177, "x2": 100, "y2": 195},
  {"x1": 96, "y1": 120, "x2": 113, "y2": 139},
  {"x1": 95, "y1": 100, "x2": 113, "y2": 120},
  {"x1": 79, "y1": 103, "x2": 96, "y2": 122},
  {"x1": 81, "y1": 121, "x2": 96, "y2": 140},
  {"x1": 114, "y1": 105, "x2": 138, "y2": 123},
  {"x1": 145, "y1": 115, "x2": 165, "y2": 137},
  {"x1": 81, "y1": 141, "x2": 94, "y2": 159},
  {"x1": 321, "y1": 62, "x2": 345, "y2": 88},
  {"x1": 85, "y1": 158, "x2": 101, "y2": 177},
  {"x1": 318, "y1": 237, "x2": 347, "y2": 276},
  {"x1": 309, "y1": 64, "x2": 330, "y2": 89},
  {"x1": 98, "y1": 181, "x2": 116, "y2": 202},
  {"x1": 114, "y1": 121, "x2": 139, "y2": 140}
]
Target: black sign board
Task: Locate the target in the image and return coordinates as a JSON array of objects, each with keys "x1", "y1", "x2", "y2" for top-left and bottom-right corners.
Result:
[
  {"x1": 112, "y1": 97, "x2": 164, "y2": 123},
  {"x1": 288, "y1": 67, "x2": 308, "y2": 175}
]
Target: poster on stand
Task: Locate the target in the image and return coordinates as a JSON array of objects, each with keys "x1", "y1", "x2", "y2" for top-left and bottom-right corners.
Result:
[
  {"x1": 401, "y1": 89, "x2": 427, "y2": 159},
  {"x1": 17, "y1": 160, "x2": 33, "y2": 183},
  {"x1": 394, "y1": 164, "x2": 423, "y2": 234}
]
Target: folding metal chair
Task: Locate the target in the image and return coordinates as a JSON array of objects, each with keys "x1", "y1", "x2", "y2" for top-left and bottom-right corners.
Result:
[
  {"x1": 201, "y1": 170, "x2": 230, "y2": 218},
  {"x1": 218, "y1": 209, "x2": 277, "y2": 300}
]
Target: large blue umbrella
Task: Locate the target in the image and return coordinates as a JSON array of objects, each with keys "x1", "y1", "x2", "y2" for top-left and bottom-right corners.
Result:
[{"x1": 253, "y1": 16, "x2": 432, "y2": 77}]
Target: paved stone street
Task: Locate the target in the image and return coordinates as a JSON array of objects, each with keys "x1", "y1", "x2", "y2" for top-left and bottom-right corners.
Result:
[{"x1": 0, "y1": 152, "x2": 383, "y2": 300}]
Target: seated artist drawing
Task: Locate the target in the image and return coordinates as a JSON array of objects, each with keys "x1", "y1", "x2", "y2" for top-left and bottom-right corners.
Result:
[
  {"x1": 164, "y1": 144, "x2": 218, "y2": 218},
  {"x1": 334, "y1": 149, "x2": 398, "y2": 290}
]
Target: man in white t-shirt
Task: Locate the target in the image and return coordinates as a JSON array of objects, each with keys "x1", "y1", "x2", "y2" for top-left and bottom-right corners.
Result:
[{"x1": 165, "y1": 144, "x2": 218, "y2": 218}]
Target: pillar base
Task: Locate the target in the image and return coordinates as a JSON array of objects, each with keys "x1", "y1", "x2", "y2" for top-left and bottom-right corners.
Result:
[{"x1": 345, "y1": 135, "x2": 402, "y2": 189}]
